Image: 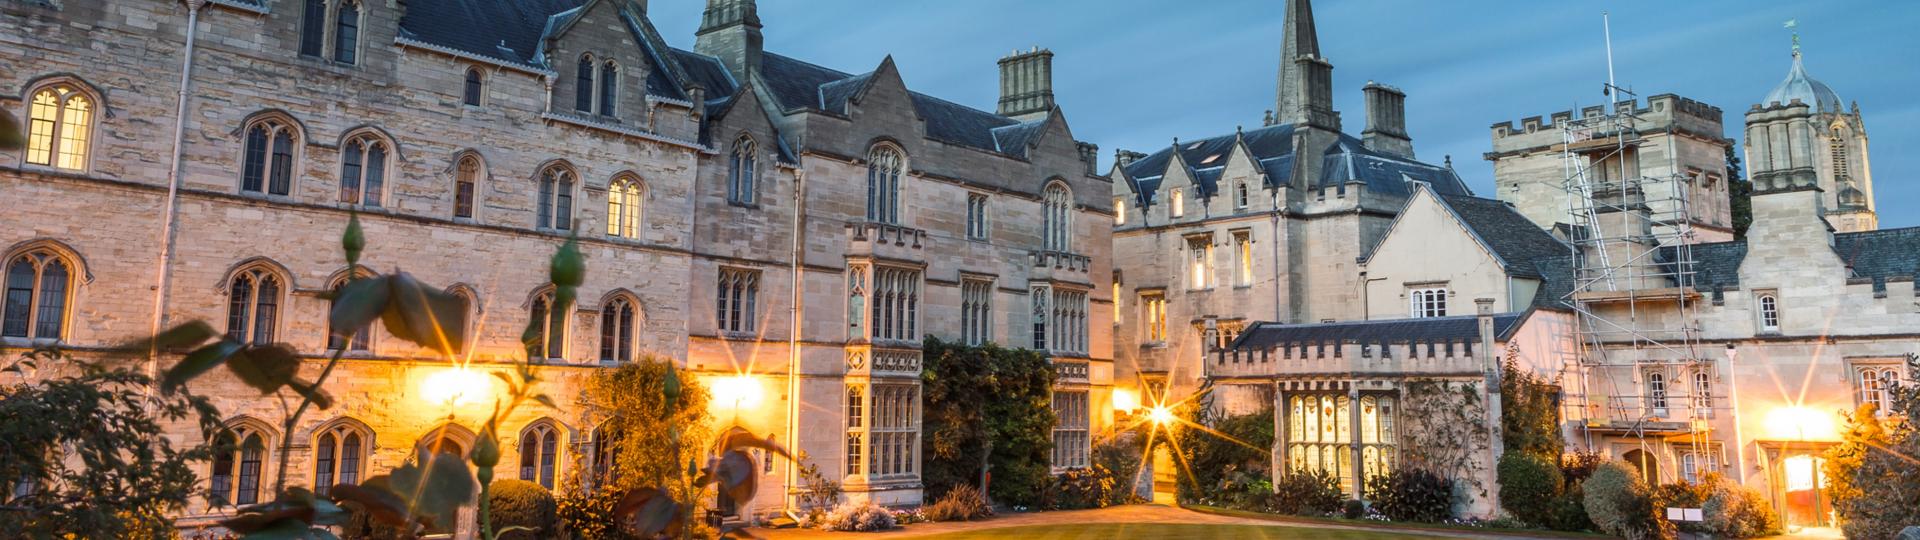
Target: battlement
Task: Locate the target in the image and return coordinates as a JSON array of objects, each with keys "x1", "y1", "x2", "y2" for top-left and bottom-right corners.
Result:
[{"x1": 1489, "y1": 94, "x2": 1724, "y2": 140}]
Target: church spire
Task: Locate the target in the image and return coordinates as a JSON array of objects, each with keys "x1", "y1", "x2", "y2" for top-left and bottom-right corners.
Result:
[{"x1": 1270, "y1": 0, "x2": 1336, "y2": 128}]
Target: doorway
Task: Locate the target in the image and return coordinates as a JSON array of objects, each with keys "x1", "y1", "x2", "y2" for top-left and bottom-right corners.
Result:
[
  {"x1": 1151, "y1": 446, "x2": 1178, "y2": 504},
  {"x1": 1780, "y1": 454, "x2": 1831, "y2": 528}
]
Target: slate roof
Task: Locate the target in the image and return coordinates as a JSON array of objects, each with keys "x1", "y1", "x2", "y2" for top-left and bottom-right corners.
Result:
[
  {"x1": 397, "y1": 0, "x2": 583, "y2": 69},
  {"x1": 1229, "y1": 313, "x2": 1528, "y2": 352},
  {"x1": 757, "y1": 53, "x2": 1042, "y2": 158},
  {"x1": 1433, "y1": 194, "x2": 1569, "y2": 279},
  {"x1": 1118, "y1": 123, "x2": 1468, "y2": 208},
  {"x1": 1832, "y1": 226, "x2": 1920, "y2": 283}
]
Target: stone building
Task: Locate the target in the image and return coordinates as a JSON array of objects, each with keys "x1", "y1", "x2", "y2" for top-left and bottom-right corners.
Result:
[
  {"x1": 1486, "y1": 94, "x2": 1736, "y2": 242},
  {"x1": 1, "y1": 0, "x2": 1109, "y2": 528},
  {"x1": 1109, "y1": 0, "x2": 1468, "y2": 411},
  {"x1": 1743, "y1": 45, "x2": 1878, "y2": 233}
]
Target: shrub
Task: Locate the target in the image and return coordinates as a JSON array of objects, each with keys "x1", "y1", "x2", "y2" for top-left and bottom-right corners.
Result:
[
  {"x1": 1651, "y1": 480, "x2": 1713, "y2": 535},
  {"x1": 1270, "y1": 469, "x2": 1343, "y2": 516},
  {"x1": 1496, "y1": 451, "x2": 1563, "y2": 526},
  {"x1": 1365, "y1": 469, "x2": 1454, "y2": 523},
  {"x1": 1173, "y1": 403, "x2": 1274, "y2": 509},
  {"x1": 486, "y1": 479, "x2": 558, "y2": 540},
  {"x1": 1047, "y1": 467, "x2": 1119, "y2": 510},
  {"x1": 818, "y1": 501, "x2": 897, "y2": 532},
  {"x1": 1701, "y1": 477, "x2": 1780, "y2": 538},
  {"x1": 554, "y1": 471, "x2": 642, "y2": 540},
  {"x1": 1581, "y1": 461, "x2": 1672, "y2": 540},
  {"x1": 1343, "y1": 499, "x2": 1366, "y2": 520},
  {"x1": 1827, "y1": 391, "x2": 1920, "y2": 540},
  {"x1": 1090, "y1": 430, "x2": 1145, "y2": 507},
  {"x1": 922, "y1": 483, "x2": 991, "y2": 522},
  {"x1": 794, "y1": 452, "x2": 843, "y2": 521},
  {"x1": 920, "y1": 338, "x2": 1056, "y2": 507},
  {"x1": 1546, "y1": 488, "x2": 1595, "y2": 532}
]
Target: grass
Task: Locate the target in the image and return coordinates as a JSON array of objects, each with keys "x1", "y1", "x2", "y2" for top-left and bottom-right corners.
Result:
[
  {"x1": 910, "y1": 523, "x2": 1436, "y2": 539},
  {"x1": 1186, "y1": 505, "x2": 1609, "y2": 538}
]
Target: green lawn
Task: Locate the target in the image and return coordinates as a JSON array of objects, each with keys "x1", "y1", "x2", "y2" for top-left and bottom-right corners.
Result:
[{"x1": 910, "y1": 523, "x2": 1437, "y2": 539}]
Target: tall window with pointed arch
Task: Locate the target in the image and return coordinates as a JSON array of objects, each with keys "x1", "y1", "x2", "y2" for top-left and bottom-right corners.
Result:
[
  {"x1": 241, "y1": 116, "x2": 297, "y2": 196},
  {"x1": 1830, "y1": 126, "x2": 1851, "y2": 181},
  {"x1": 338, "y1": 133, "x2": 388, "y2": 207},
  {"x1": 226, "y1": 267, "x2": 281, "y2": 345},
  {"x1": 24, "y1": 83, "x2": 93, "y2": 171},
  {"x1": 3, "y1": 249, "x2": 72, "y2": 340},
  {"x1": 327, "y1": 275, "x2": 372, "y2": 352},
  {"x1": 537, "y1": 165, "x2": 576, "y2": 231},
  {"x1": 210, "y1": 423, "x2": 269, "y2": 506},
  {"x1": 607, "y1": 176, "x2": 643, "y2": 239},
  {"x1": 599, "y1": 61, "x2": 619, "y2": 117},
  {"x1": 599, "y1": 296, "x2": 637, "y2": 363},
  {"x1": 965, "y1": 194, "x2": 989, "y2": 240},
  {"x1": 528, "y1": 289, "x2": 566, "y2": 361},
  {"x1": 1757, "y1": 292, "x2": 1780, "y2": 332},
  {"x1": 333, "y1": 0, "x2": 360, "y2": 64},
  {"x1": 298, "y1": 0, "x2": 326, "y2": 57},
  {"x1": 1043, "y1": 182, "x2": 1073, "y2": 252},
  {"x1": 575, "y1": 55, "x2": 596, "y2": 114},
  {"x1": 520, "y1": 422, "x2": 562, "y2": 489},
  {"x1": 959, "y1": 278, "x2": 992, "y2": 346},
  {"x1": 454, "y1": 154, "x2": 480, "y2": 219},
  {"x1": 728, "y1": 137, "x2": 757, "y2": 205},
  {"x1": 866, "y1": 146, "x2": 902, "y2": 224},
  {"x1": 463, "y1": 67, "x2": 485, "y2": 107},
  {"x1": 311, "y1": 421, "x2": 367, "y2": 497}
]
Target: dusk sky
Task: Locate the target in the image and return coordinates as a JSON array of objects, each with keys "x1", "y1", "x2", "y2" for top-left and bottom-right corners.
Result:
[{"x1": 648, "y1": 0, "x2": 1920, "y2": 228}]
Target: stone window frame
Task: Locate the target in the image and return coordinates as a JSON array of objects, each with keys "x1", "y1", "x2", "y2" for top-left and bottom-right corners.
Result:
[
  {"x1": 1755, "y1": 290, "x2": 1781, "y2": 333},
  {"x1": 517, "y1": 419, "x2": 567, "y2": 490},
  {"x1": 716, "y1": 267, "x2": 761, "y2": 336},
  {"x1": 2, "y1": 242, "x2": 83, "y2": 343},
  {"x1": 1235, "y1": 181, "x2": 1251, "y2": 209},
  {"x1": 224, "y1": 261, "x2": 290, "y2": 346},
  {"x1": 1688, "y1": 366, "x2": 1715, "y2": 419},
  {"x1": 308, "y1": 417, "x2": 373, "y2": 498},
  {"x1": 526, "y1": 285, "x2": 570, "y2": 362},
  {"x1": 237, "y1": 111, "x2": 304, "y2": 198},
  {"x1": 1185, "y1": 233, "x2": 1214, "y2": 291},
  {"x1": 965, "y1": 192, "x2": 990, "y2": 241},
  {"x1": 20, "y1": 78, "x2": 100, "y2": 173},
  {"x1": 336, "y1": 128, "x2": 396, "y2": 209},
  {"x1": 575, "y1": 53, "x2": 598, "y2": 114},
  {"x1": 1407, "y1": 285, "x2": 1448, "y2": 318},
  {"x1": 1139, "y1": 290, "x2": 1168, "y2": 345},
  {"x1": 1113, "y1": 196, "x2": 1128, "y2": 226},
  {"x1": 598, "y1": 60, "x2": 620, "y2": 119},
  {"x1": 534, "y1": 161, "x2": 579, "y2": 232},
  {"x1": 1642, "y1": 366, "x2": 1670, "y2": 416},
  {"x1": 844, "y1": 385, "x2": 865, "y2": 476},
  {"x1": 959, "y1": 276, "x2": 993, "y2": 346},
  {"x1": 1044, "y1": 286, "x2": 1090, "y2": 355},
  {"x1": 1050, "y1": 390, "x2": 1090, "y2": 469},
  {"x1": 444, "y1": 283, "x2": 481, "y2": 354},
  {"x1": 605, "y1": 173, "x2": 645, "y2": 240},
  {"x1": 727, "y1": 134, "x2": 758, "y2": 206},
  {"x1": 596, "y1": 290, "x2": 641, "y2": 364},
  {"x1": 324, "y1": 268, "x2": 379, "y2": 355},
  {"x1": 1110, "y1": 270, "x2": 1124, "y2": 327},
  {"x1": 1849, "y1": 359, "x2": 1906, "y2": 417},
  {"x1": 209, "y1": 417, "x2": 278, "y2": 507},
  {"x1": 462, "y1": 66, "x2": 486, "y2": 107},
  {"x1": 1170, "y1": 188, "x2": 1186, "y2": 218},
  {"x1": 1232, "y1": 228, "x2": 1254, "y2": 287},
  {"x1": 865, "y1": 143, "x2": 906, "y2": 224},
  {"x1": 331, "y1": 0, "x2": 364, "y2": 65},
  {"x1": 1042, "y1": 179, "x2": 1073, "y2": 252},
  {"x1": 449, "y1": 151, "x2": 486, "y2": 221}
]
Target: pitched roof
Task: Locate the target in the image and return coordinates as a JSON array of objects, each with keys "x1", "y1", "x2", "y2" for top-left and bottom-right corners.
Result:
[
  {"x1": 1832, "y1": 226, "x2": 1920, "y2": 283},
  {"x1": 757, "y1": 53, "x2": 1040, "y2": 158},
  {"x1": 1118, "y1": 123, "x2": 1468, "y2": 208},
  {"x1": 397, "y1": 0, "x2": 585, "y2": 69},
  {"x1": 1433, "y1": 194, "x2": 1569, "y2": 279},
  {"x1": 1229, "y1": 313, "x2": 1529, "y2": 352}
]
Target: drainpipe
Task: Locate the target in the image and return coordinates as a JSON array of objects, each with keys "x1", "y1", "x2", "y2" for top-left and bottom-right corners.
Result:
[
  {"x1": 1724, "y1": 344, "x2": 1748, "y2": 484},
  {"x1": 148, "y1": 0, "x2": 207, "y2": 379},
  {"x1": 784, "y1": 166, "x2": 807, "y2": 516}
]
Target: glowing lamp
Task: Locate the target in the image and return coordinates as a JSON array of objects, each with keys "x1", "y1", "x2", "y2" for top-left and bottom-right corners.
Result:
[
  {"x1": 1148, "y1": 405, "x2": 1175, "y2": 426},
  {"x1": 1764, "y1": 405, "x2": 1838, "y2": 441},
  {"x1": 711, "y1": 374, "x2": 763, "y2": 409},
  {"x1": 421, "y1": 367, "x2": 491, "y2": 407},
  {"x1": 1112, "y1": 388, "x2": 1140, "y2": 412}
]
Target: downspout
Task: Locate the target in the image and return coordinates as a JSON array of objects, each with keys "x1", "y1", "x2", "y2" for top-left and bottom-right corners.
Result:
[
  {"x1": 148, "y1": 0, "x2": 207, "y2": 380},
  {"x1": 1724, "y1": 344, "x2": 1749, "y2": 485},
  {"x1": 784, "y1": 166, "x2": 807, "y2": 518},
  {"x1": 1270, "y1": 192, "x2": 1283, "y2": 323}
]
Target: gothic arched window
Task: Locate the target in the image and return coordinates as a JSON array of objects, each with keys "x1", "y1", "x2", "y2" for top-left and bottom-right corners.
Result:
[
  {"x1": 1042, "y1": 181, "x2": 1073, "y2": 252},
  {"x1": 529, "y1": 289, "x2": 566, "y2": 361},
  {"x1": 326, "y1": 274, "x2": 373, "y2": 352},
  {"x1": 24, "y1": 83, "x2": 94, "y2": 171},
  {"x1": 598, "y1": 295, "x2": 637, "y2": 363},
  {"x1": 454, "y1": 154, "x2": 481, "y2": 219},
  {"x1": 728, "y1": 137, "x2": 757, "y2": 205},
  {"x1": 338, "y1": 132, "x2": 389, "y2": 207},
  {"x1": 606, "y1": 175, "x2": 643, "y2": 239},
  {"x1": 599, "y1": 61, "x2": 619, "y2": 117},
  {"x1": 241, "y1": 116, "x2": 298, "y2": 196},
  {"x1": 226, "y1": 266, "x2": 282, "y2": 345},
  {"x1": 520, "y1": 422, "x2": 562, "y2": 489},
  {"x1": 333, "y1": 0, "x2": 360, "y2": 64},
  {"x1": 575, "y1": 54, "x2": 595, "y2": 114},
  {"x1": 537, "y1": 165, "x2": 576, "y2": 231},
  {"x1": 865, "y1": 146, "x2": 903, "y2": 224},
  {"x1": 210, "y1": 423, "x2": 270, "y2": 506},
  {"x1": 312, "y1": 421, "x2": 368, "y2": 497},
  {"x1": 463, "y1": 67, "x2": 485, "y2": 106},
  {"x1": 2, "y1": 249, "x2": 73, "y2": 340},
  {"x1": 299, "y1": 0, "x2": 326, "y2": 57}
]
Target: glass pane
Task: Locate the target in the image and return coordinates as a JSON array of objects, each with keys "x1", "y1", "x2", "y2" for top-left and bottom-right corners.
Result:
[
  {"x1": 35, "y1": 260, "x2": 67, "y2": 339},
  {"x1": 243, "y1": 125, "x2": 268, "y2": 192},
  {"x1": 269, "y1": 131, "x2": 294, "y2": 195},
  {"x1": 2, "y1": 259, "x2": 33, "y2": 338},
  {"x1": 56, "y1": 95, "x2": 90, "y2": 170},
  {"x1": 363, "y1": 143, "x2": 386, "y2": 207},
  {"x1": 333, "y1": 2, "x2": 358, "y2": 64}
]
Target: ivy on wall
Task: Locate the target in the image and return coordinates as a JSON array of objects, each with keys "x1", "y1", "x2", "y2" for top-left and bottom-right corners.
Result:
[{"x1": 920, "y1": 337, "x2": 1057, "y2": 506}]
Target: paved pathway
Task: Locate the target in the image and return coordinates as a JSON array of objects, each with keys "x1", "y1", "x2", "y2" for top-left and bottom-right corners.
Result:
[{"x1": 753, "y1": 504, "x2": 1573, "y2": 539}]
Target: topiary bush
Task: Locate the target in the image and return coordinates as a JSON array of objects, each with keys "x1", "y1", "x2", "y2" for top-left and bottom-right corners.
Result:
[
  {"x1": 1365, "y1": 468, "x2": 1454, "y2": 523},
  {"x1": 1496, "y1": 451, "x2": 1563, "y2": 527},
  {"x1": 1582, "y1": 461, "x2": 1673, "y2": 540},
  {"x1": 1270, "y1": 469, "x2": 1343, "y2": 516},
  {"x1": 1343, "y1": 499, "x2": 1366, "y2": 520},
  {"x1": 1700, "y1": 476, "x2": 1781, "y2": 538},
  {"x1": 922, "y1": 483, "x2": 991, "y2": 522},
  {"x1": 818, "y1": 501, "x2": 897, "y2": 532},
  {"x1": 487, "y1": 479, "x2": 558, "y2": 540}
]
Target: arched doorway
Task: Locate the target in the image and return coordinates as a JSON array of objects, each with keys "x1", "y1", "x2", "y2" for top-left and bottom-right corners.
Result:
[{"x1": 1622, "y1": 449, "x2": 1659, "y2": 485}]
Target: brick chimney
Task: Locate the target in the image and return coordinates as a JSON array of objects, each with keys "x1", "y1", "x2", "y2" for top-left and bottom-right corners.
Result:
[
  {"x1": 997, "y1": 47, "x2": 1055, "y2": 122},
  {"x1": 1362, "y1": 81, "x2": 1414, "y2": 159}
]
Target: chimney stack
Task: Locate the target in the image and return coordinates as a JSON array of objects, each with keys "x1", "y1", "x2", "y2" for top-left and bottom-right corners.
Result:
[
  {"x1": 997, "y1": 47, "x2": 1055, "y2": 122},
  {"x1": 1362, "y1": 82, "x2": 1414, "y2": 158},
  {"x1": 1115, "y1": 149, "x2": 1147, "y2": 169},
  {"x1": 695, "y1": 0, "x2": 763, "y2": 82}
]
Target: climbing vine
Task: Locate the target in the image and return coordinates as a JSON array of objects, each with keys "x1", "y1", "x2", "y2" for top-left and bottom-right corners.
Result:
[{"x1": 1398, "y1": 379, "x2": 1492, "y2": 502}]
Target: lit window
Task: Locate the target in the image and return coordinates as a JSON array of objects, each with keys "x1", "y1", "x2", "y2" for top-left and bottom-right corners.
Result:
[
  {"x1": 1111, "y1": 273, "x2": 1123, "y2": 326},
  {"x1": 844, "y1": 385, "x2": 865, "y2": 476},
  {"x1": 606, "y1": 175, "x2": 643, "y2": 239},
  {"x1": 1113, "y1": 197, "x2": 1127, "y2": 225},
  {"x1": 727, "y1": 137, "x2": 757, "y2": 205},
  {"x1": 327, "y1": 276, "x2": 373, "y2": 353},
  {"x1": 856, "y1": 383, "x2": 919, "y2": 478},
  {"x1": 2, "y1": 250, "x2": 72, "y2": 340},
  {"x1": 210, "y1": 424, "x2": 269, "y2": 506},
  {"x1": 454, "y1": 155, "x2": 480, "y2": 219},
  {"x1": 1031, "y1": 284, "x2": 1049, "y2": 350},
  {"x1": 866, "y1": 146, "x2": 902, "y2": 224},
  {"x1": 529, "y1": 289, "x2": 565, "y2": 361},
  {"x1": 599, "y1": 296, "x2": 637, "y2": 363},
  {"x1": 965, "y1": 194, "x2": 989, "y2": 240},
  {"x1": 333, "y1": 0, "x2": 359, "y2": 64},
  {"x1": 1408, "y1": 288, "x2": 1447, "y2": 318},
  {"x1": 1859, "y1": 367, "x2": 1902, "y2": 417},
  {"x1": 24, "y1": 84, "x2": 93, "y2": 171},
  {"x1": 1048, "y1": 288, "x2": 1089, "y2": 354},
  {"x1": 312, "y1": 422, "x2": 366, "y2": 497},
  {"x1": 1141, "y1": 293, "x2": 1167, "y2": 342},
  {"x1": 1187, "y1": 236, "x2": 1212, "y2": 290},
  {"x1": 520, "y1": 423, "x2": 561, "y2": 489},
  {"x1": 463, "y1": 67, "x2": 485, "y2": 106},
  {"x1": 537, "y1": 165, "x2": 575, "y2": 231},
  {"x1": 1052, "y1": 391, "x2": 1089, "y2": 468},
  {"x1": 1234, "y1": 231, "x2": 1254, "y2": 286},
  {"x1": 241, "y1": 117, "x2": 297, "y2": 196},
  {"x1": 960, "y1": 278, "x2": 992, "y2": 345},
  {"x1": 1287, "y1": 394, "x2": 1392, "y2": 492},
  {"x1": 1758, "y1": 293, "x2": 1780, "y2": 331},
  {"x1": 226, "y1": 267, "x2": 281, "y2": 345},
  {"x1": 1170, "y1": 189, "x2": 1185, "y2": 218},
  {"x1": 1043, "y1": 182, "x2": 1073, "y2": 252},
  {"x1": 338, "y1": 133, "x2": 388, "y2": 207},
  {"x1": 716, "y1": 268, "x2": 760, "y2": 334}
]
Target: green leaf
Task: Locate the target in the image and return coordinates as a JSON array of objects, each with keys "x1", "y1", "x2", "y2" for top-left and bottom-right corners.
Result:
[
  {"x1": 328, "y1": 479, "x2": 410, "y2": 528},
  {"x1": 613, "y1": 488, "x2": 681, "y2": 538},
  {"x1": 714, "y1": 426, "x2": 793, "y2": 461},
  {"x1": 163, "y1": 339, "x2": 244, "y2": 391},
  {"x1": 227, "y1": 344, "x2": 301, "y2": 394},
  {"x1": 232, "y1": 518, "x2": 314, "y2": 540},
  {"x1": 388, "y1": 449, "x2": 477, "y2": 528},
  {"x1": 112, "y1": 320, "x2": 217, "y2": 358},
  {"x1": 713, "y1": 450, "x2": 758, "y2": 508},
  {"x1": 381, "y1": 272, "x2": 469, "y2": 355},
  {"x1": 342, "y1": 213, "x2": 366, "y2": 266},
  {"x1": 328, "y1": 275, "x2": 391, "y2": 342}
]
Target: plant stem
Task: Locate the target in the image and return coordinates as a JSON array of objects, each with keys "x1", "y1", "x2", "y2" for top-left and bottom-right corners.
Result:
[
  {"x1": 273, "y1": 344, "x2": 348, "y2": 497},
  {"x1": 478, "y1": 482, "x2": 493, "y2": 540}
]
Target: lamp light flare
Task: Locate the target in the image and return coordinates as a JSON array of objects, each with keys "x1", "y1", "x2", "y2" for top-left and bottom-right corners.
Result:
[
  {"x1": 1148, "y1": 405, "x2": 1175, "y2": 426},
  {"x1": 421, "y1": 367, "x2": 491, "y2": 407},
  {"x1": 1763, "y1": 405, "x2": 1839, "y2": 441},
  {"x1": 711, "y1": 374, "x2": 763, "y2": 409},
  {"x1": 1112, "y1": 388, "x2": 1140, "y2": 412}
]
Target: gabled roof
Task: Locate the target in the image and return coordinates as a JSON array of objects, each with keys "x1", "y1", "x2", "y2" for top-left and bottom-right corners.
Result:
[
  {"x1": 1432, "y1": 194, "x2": 1569, "y2": 279},
  {"x1": 756, "y1": 53, "x2": 1041, "y2": 158},
  {"x1": 1117, "y1": 123, "x2": 1468, "y2": 207},
  {"x1": 1229, "y1": 312, "x2": 1530, "y2": 352},
  {"x1": 397, "y1": 0, "x2": 584, "y2": 69}
]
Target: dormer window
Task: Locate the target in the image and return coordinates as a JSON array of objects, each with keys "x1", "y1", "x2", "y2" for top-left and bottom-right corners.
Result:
[{"x1": 1236, "y1": 182, "x2": 1250, "y2": 209}]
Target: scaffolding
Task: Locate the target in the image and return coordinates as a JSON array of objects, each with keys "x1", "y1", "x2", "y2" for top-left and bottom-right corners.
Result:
[{"x1": 1557, "y1": 15, "x2": 1722, "y2": 480}]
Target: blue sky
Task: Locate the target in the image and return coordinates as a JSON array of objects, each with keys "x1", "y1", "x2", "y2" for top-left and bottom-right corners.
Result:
[{"x1": 647, "y1": 1, "x2": 1920, "y2": 228}]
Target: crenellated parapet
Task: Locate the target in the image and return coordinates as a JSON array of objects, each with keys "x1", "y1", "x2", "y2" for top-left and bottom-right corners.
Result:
[{"x1": 1488, "y1": 94, "x2": 1726, "y2": 155}]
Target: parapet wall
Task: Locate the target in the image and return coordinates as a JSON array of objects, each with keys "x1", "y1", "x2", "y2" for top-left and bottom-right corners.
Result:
[{"x1": 1489, "y1": 94, "x2": 1725, "y2": 152}]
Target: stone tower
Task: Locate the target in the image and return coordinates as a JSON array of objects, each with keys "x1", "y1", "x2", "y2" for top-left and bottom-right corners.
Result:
[
  {"x1": 1269, "y1": 0, "x2": 1340, "y2": 192},
  {"x1": 1745, "y1": 44, "x2": 1876, "y2": 232},
  {"x1": 694, "y1": 0, "x2": 762, "y2": 81}
]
